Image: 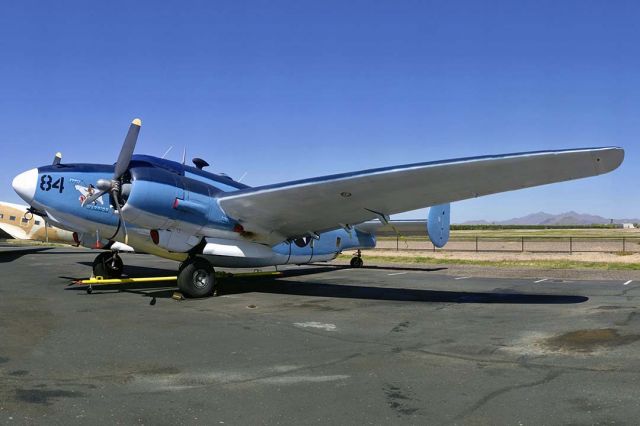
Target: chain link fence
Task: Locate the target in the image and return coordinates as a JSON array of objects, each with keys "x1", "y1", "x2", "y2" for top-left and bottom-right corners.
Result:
[{"x1": 376, "y1": 236, "x2": 640, "y2": 253}]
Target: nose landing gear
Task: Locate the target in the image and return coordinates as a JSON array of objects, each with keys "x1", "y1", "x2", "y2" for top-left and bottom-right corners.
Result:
[{"x1": 92, "y1": 251, "x2": 124, "y2": 279}]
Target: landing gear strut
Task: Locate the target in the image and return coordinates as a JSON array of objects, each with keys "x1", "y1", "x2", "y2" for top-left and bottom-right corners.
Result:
[
  {"x1": 350, "y1": 249, "x2": 364, "y2": 268},
  {"x1": 177, "y1": 256, "x2": 219, "y2": 298},
  {"x1": 92, "y1": 251, "x2": 124, "y2": 279}
]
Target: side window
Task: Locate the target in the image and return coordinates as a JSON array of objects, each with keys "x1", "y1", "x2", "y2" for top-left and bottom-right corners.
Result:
[{"x1": 336, "y1": 236, "x2": 342, "y2": 248}]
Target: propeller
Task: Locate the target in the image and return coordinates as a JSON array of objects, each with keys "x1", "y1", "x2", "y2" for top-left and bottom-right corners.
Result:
[{"x1": 82, "y1": 118, "x2": 141, "y2": 244}]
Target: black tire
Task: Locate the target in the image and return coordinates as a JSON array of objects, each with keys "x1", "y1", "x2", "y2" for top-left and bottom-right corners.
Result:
[
  {"x1": 92, "y1": 252, "x2": 124, "y2": 278},
  {"x1": 177, "y1": 257, "x2": 217, "y2": 298},
  {"x1": 350, "y1": 257, "x2": 363, "y2": 268}
]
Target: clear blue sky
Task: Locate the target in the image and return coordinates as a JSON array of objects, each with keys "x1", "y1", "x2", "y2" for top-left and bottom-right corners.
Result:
[{"x1": 1, "y1": 0, "x2": 638, "y2": 222}]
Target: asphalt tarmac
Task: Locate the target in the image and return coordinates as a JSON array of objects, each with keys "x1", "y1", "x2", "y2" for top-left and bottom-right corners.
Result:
[{"x1": 1, "y1": 246, "x2": 640, "y2": 425}]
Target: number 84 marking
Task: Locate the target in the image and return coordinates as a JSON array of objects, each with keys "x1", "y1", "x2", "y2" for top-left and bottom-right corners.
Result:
[{"x1": 40, "y1": 175, "x2": 65, "y2": 193}]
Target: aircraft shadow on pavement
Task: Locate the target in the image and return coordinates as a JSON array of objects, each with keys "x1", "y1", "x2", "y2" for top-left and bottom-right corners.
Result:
[
  {"x1": 222, "y1": 279, "x2": 589, "y2": 304},
  {"x1": 0, "y1": 247, "x2": 53, "y2": 263},
  {"x1": 358, "y1": 265, "x2": 448, "y2": 273},
  {"x1": 314, "y1": 263, "x2": 448, "y2": 273}
]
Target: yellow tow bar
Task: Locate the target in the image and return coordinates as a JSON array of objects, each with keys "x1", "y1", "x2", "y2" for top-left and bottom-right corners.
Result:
[
  {"x1": 73, "y1": 276, "x2": 177, "y2": 285},
  {"x1": 72, "y1": 270, "x2": 282, "y2": 287}
]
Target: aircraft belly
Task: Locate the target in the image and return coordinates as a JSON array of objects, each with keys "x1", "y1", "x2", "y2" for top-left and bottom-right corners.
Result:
[{"x1": 199, "y1": 237, "x2": 343, "y2": 268}]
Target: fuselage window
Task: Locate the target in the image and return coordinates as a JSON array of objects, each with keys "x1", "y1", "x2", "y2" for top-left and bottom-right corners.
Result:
[
  {"x1": 0, "y1": 213, "x2": 3, "y2": 219},
  {"x1": 35, "y1": 220, "x2": 41, "y2": 225},
  {"x1": 336, "y1": 237, "x2": 341, "y2": 248},
  {"x1": 9, "y1": 216, "x2": 16, "y2": 221},
  {"x1": 21, "y1": 218, "x2": 29, "y2": 223}
]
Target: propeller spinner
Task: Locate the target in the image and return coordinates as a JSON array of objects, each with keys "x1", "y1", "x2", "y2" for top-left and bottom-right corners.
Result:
[{"x1": 82, "y1": 118, "x2": 141, "y2": 244}]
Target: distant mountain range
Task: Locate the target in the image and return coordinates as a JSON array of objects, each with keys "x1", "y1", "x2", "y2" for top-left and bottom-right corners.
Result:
[{"x1": 461, "y1": 211, "x2": 640, "y2": 226}]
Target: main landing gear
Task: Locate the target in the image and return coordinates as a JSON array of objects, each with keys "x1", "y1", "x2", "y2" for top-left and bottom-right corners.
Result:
[
  {"x1": 177, "y1": 256, "x2": 219, "y2": 298},
  {"x1": 88, "y1": 252, "x2": 218, "y2": 299},
  {"x1": 350, "y1": 249, "x2": 364, "y2": 268},
  {"x1": 92, "y1": 251, "x2": 124, "y2": 279}
]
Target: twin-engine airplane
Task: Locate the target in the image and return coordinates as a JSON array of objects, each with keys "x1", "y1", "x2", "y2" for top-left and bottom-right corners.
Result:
[{"x1": 12, "y1": 119, "x2": 624, "y2": 297}]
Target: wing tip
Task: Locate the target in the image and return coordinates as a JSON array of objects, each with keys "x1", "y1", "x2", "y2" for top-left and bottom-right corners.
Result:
[{"x1": 594, "y1": 147, "x2": 624, "y2": 174}]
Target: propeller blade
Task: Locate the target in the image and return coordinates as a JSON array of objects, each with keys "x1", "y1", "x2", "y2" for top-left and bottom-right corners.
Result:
[
  {"x1": 82, "y1": 189, "x2": 108, "y2": 207},
  {"x1": 114, "y1": 118, "x2": 141, "y2": 179}
]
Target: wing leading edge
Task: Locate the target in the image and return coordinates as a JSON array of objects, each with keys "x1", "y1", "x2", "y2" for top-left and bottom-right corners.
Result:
[{"x1": 218, "y1": 147, "x2": 623, "y2": 244}]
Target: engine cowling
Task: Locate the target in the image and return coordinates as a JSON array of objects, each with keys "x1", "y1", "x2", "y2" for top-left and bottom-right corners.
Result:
[
  {"x1": 122, "y1": 166, "x2": 235, "y2": 237},
  {"x1": 426, "y1": 203, "x2": 450, "y2": 248}
]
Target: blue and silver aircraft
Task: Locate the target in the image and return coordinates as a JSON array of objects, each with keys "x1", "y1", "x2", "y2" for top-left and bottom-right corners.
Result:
[{"x1": 12, "y1": 119, "x2": 624, "y2": 297}]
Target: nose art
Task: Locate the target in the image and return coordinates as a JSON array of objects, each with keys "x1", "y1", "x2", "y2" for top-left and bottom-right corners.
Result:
[{"x1": 12, "y1": 168, "x2": 38, "y2": 203}]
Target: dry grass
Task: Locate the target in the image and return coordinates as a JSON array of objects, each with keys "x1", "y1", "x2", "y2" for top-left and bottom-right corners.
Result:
[{"x1": 341, "y1": 249, "x2": 640, "y2": 270}]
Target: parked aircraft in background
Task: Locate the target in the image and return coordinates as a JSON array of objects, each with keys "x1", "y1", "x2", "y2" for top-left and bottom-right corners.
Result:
[
  {"x1": 12, "y1": 119, "x2": 624, "y2": 297},
  {"x1": 0, "y1": 201, "x2": 75, "y2": 244}
]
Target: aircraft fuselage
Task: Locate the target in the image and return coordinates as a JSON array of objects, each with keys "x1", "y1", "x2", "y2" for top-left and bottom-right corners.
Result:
[{"x1": 14, "y1": 155, "x2": 375, "y2": 266}]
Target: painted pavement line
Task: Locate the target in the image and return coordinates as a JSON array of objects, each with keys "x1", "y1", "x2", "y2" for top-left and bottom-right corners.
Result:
[
  {"x1": 387, "y1": 272, "x2": 408, "y2": 276},
  {"x1": 623, "y1": 280, "x2": 633, "y2": 286},
  {"x1": 534, "y1": 278, "x2": 548, "y2": 283},
  {"x1": 454, "y1": 276, "x2": 471, "y2": 280}
]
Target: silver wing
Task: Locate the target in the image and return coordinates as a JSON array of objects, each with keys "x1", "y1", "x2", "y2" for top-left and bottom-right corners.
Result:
[{"x1": 218, "y1": 147, "x2": 623, "y2": 244}]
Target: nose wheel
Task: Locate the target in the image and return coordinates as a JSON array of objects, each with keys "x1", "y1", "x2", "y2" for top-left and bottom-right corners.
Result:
[
  {"x1": 177, "y1": 257, "x2": 218, "y2": 298},
  {"x1": 92, "y1": 251, "x2": 124, "y2": 279}
]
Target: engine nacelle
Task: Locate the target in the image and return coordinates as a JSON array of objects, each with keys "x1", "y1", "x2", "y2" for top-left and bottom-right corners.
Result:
[
  {"x1": 122, "y1": 166, "x2": 236, "y2": 237},
  {"x1": 426, "y1": 203, "x2": 450, "y2": 248}
]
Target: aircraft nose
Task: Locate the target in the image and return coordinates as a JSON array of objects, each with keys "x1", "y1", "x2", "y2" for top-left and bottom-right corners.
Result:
[{"x1": 12, "y1": 168, "x2": 38, "y2": 203}]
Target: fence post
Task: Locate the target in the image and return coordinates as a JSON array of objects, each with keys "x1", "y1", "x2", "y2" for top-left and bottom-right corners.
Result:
[
  {"x1": 569, "y1": 237, "x2": 572, "y2": 254},
  {"x1": 475, "y1": 236, "x2": 478, "y2": 252},
  {"x1": 521, "y1": 236, "x2": 524, "y2": 252},
  {"x1": 623, "y1": 237, "x2": 626, "y2": 252},
  {"x1": 396, "y1": 234, "x2": 399, "y2": 251}
]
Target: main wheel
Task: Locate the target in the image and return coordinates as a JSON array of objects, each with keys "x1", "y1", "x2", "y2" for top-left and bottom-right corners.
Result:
[
  {"x1": 92, "y1": 252, "x2": 124, "y2": 278},
  {"x1": 177, "y1": 257, "x2": 217, "y2": 298},
  {"x1": 350, "y1": 256, "x2": 363, "y2": 268}
]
